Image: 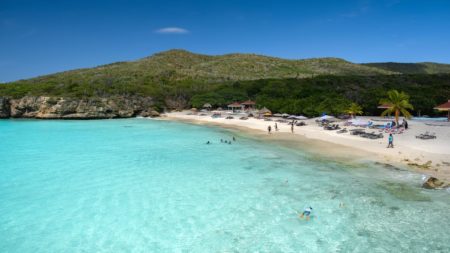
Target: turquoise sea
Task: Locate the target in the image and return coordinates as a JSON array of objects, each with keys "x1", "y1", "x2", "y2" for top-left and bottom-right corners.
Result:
[{"x1": 0, "y1": 119, "x2": 449, "y2": 252}]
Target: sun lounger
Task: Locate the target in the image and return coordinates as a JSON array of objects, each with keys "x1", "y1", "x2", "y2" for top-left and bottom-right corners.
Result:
[{"x1": 416, "y1": 132, "x2": 436, "y2": 139}]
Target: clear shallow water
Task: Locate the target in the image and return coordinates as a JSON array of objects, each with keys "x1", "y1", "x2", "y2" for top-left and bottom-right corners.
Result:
[
  {"x1": 412, "y1": 117, "x2": 448, "y2": 122},
  {"x1": 0, "y1": 119, "x2": 449, "y2": 253}
]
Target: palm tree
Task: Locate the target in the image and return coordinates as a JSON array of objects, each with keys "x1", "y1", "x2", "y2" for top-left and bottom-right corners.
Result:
[
  {"x1": 379, "y1": 90, "x2": 414, "y2": 125},
  {"x1": 346, "y1": 103, "x2": 363, "y2": 118}
]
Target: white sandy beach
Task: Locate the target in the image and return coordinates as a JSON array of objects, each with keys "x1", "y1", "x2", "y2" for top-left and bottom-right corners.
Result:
[{"x1": 165, "y1": 111, "x2": 450, "y2": 183}]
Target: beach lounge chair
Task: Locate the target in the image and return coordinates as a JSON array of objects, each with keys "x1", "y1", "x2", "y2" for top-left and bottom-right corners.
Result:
[{"x1": 416, "y1": 132, "x2": 436, "y2": 139}]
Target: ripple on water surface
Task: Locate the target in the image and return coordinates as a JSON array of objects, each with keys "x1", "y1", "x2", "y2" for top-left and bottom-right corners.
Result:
[{"x1": 0, "y1": 119, "x2": 449, "y2": 252}]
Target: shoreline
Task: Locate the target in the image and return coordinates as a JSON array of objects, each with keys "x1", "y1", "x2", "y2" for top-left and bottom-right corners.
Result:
[{"x1": 163, "y1": 112, "x2": 450, "y2": 186}]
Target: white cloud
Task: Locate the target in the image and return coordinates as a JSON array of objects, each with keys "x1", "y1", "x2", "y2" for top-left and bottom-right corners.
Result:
[{"x1": 155, "y1": 27, "x2": 189, "y2": 34}]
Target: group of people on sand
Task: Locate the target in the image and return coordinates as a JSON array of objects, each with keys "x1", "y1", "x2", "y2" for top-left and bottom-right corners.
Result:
[
  {"x1": 206, "y1": 136, "x2": 236, "y2": 145},
  {"x1": 388, "y1": 119, "x2": 408, "y2": 129},
  {"x1": 268, "y1": 122, "x2": 295, "y2": 134}
]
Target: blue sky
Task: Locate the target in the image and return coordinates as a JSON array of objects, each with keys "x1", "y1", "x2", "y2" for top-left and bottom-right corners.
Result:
[{"x1": 1, "y1": 0, "x2": 450, "y2": 82}]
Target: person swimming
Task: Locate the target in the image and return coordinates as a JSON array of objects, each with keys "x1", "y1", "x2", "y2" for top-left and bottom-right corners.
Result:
[
  {"x1": 206, "y1": 141, "x2": 211, "y2": 144},
  {"x1": 300, "y1": 206, "x2": 313, "y2": 221},
  {"x1": 233, "y1": 136, "x2": 236, "y2": 141}
]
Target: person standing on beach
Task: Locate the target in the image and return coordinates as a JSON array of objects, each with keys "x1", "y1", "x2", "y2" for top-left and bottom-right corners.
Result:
[
  {"x1": 291, "y1": 123, "x2": 294, "y2": 133},
  {"x1": 387, "y1": 134, "x2": 394, "y2": 148},
  {"x1": 275, "y1": 123, "x2": 278, "y2": 131},
  {"x1": 268, "y1": 125, "x2": 272, "y2": 134},
  {"x1": 402, "y1": 119, "x2": 408, "y2": 129}
]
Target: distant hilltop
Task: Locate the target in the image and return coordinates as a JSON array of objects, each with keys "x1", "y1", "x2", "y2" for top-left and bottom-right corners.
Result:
[{"x1": 5, "y1": 49, "x2": 450, "y2": 85}]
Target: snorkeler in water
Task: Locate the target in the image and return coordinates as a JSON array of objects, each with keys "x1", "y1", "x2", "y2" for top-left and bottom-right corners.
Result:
[{"x1": 300, "y1": 206, "x2": 313, "y2": 221}]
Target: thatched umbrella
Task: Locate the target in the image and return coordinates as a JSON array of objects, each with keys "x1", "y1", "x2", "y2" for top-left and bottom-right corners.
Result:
[
  {"x1": 320, "y1": 115, "x2": 335, "y2": 121},
  {"x1": 259, "y1": 107, "x2": 272, "y2": 117},
  {"x1": 203, "y1": 103, "x2": 212, "y2": 110}
]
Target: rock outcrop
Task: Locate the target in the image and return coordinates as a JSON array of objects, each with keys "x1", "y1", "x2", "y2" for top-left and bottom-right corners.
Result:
[
  {"x1": 422, "y1": 177, "x2": 445, "y2": 189},
  {"x1": 0, "y1": 97, "x2": 10, "y2": 118},
  {"x1": 1, "y1": 96, "x2": 158, "y2": 119}
]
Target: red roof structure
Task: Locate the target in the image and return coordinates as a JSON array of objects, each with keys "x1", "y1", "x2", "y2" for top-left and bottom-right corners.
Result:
[
  {"x1": 227, "y1": 102, "x2": 242, "y2": 108},
  {"x1": 434, "y1": 100, "x2": 450, "y2": 120},
  {"x1": 241, "y1": 100, "x2": 256, "y2": 105},
  {"x1": 434, "y1": 100, "x2": 450, "y2": 110}
]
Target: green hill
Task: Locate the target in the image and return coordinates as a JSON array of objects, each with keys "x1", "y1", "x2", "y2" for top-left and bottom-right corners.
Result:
[
  {"x1": 7, "y1": 49, "x2": 396, "y2": 85},
  {"x1": 1, "y1": 50, "x2": 449, "y2": 117},
  {"x1": 363, "y1": 62, "x2": 450, "y2": 74}
]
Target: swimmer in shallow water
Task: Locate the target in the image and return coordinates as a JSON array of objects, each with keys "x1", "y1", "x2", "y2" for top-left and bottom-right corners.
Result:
[{"x1": 300, "y1": 206, "x2": 313, "y2": 221}]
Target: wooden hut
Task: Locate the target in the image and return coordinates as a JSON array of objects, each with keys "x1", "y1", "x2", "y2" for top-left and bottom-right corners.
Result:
[
  {"x1": 227, "y1": 102, "x2": 243, "y2": 112},
  {"x1": 241, "y1": 100, "x2": 256, "y2": 110}
]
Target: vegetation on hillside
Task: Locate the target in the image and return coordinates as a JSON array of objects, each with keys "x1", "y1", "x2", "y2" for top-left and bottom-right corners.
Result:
[
  {"x1": 190, "y1": 75, "x2": 450, "y2": 117},
  {"x1": 346, "y1": 103, "x2": 363, "y2": 118},
  {"x1": 1, "y1": 50, "x2": 449, "y2": 117},
  {"x1": 364, "y1": 62, "x2": 450, "y2": 74}
]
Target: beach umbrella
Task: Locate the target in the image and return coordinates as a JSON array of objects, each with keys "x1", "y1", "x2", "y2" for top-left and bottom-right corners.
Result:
[
  {"x1": 273, "y1": 113, "x2": 283, "y2": 117},
  {"x1": 287, "y1": 115, "x2": 297, "y2": 119},
  {"x1": 320, "y1": 115, "x2": 335, "y2": 121},
  {"x1": 282, "y1": 113, "x2": 290, "y2": 118},
  {"x1": 295, "y1": 116, "x2": 308, "y2": 120},
  {"x1": 349, "y1": 119, "x2": 369, "y2": 126}
]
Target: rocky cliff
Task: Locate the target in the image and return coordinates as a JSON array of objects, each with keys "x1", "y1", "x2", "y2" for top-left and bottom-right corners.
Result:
[
  {"x1": 0, "y1": 97, "x2": 11, "y2": 118},
  {"x1": 0, "y1": 96, "x2": 159, "y2": 119}
]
